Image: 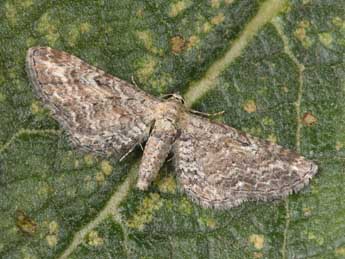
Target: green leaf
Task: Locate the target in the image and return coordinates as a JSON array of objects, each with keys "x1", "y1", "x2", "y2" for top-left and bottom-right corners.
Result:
[{"x1": 1, "y1": 0, "x2": 344, "y2": 258}]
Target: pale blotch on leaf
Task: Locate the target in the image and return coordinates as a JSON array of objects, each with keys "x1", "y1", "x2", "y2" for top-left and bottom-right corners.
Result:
[
  {"x1": 16, "y1": 0, "x2": 34, "y2": 8},
  {"x1": 4, "y1": 2, "x2": 17, "y2": 25},
  {"x1": 149, "y1": 72, "x2": 172, "y2": 94},
  {"x1": 0, "y1": 92, "x2": 6, "y2": 103},
  {"x1": 136, "y1": 31, "x2": 162, "y2": 55},
  {"x1": 187, "y1": 35, "x2": 200, "y2": 49},
  {"x1": 267, "y1": 134, "x2": 277, "y2": 144},
  {"x1": 67, "y1": 22, "x2": 92, "y2": 47},
  {"x1": 332, "y1": 17, "x2": 344, "y2": 28},
  {"x1": 46, "y1": 220, "x2": 59, "y2": 247},
  {"x1": 127, "y1": 193, "x2": 163, "y2": 230},
  {"x1": 262, "y1": 117, "x2": 274, "y2": 126},
  {"x1": 37, "y1": 13, "x2": 60, "y2": 45},
  {"x1": 135, "y1": 55, "x2": 157, "y2": 82},
  {"x1": 243, "y1": 100, "x2": 257, "y2": 113},
  {"x1": 169, "y1": 0, "x2": 191, "y2": 17},
  {"x1": 302, "y1": 0, "x2": 311, "y2": 4},
  {"x1": 171, "y1": 35, "x2": 186, "y2": 54},
  {"x1": 158, "y1": 176, "x2": 177, "y2": 194},
  {"x1": 84, "y1": 154, "x2": 95, "y2": 166},
  {"x1": 46, "y1": 235, "x2": 58, "y2": 248},
  {"x1": 80, "y1": 22, "x2": 92, "y2": 33},
  {"x1": 210, "y1": 0, "x2": 220, "y2": 8},
  {"x1": 249, "y1": 234, "x2": 265, "y2": 250},
  {"x1": 95, "y1": 171, "x2": 105, "y2": 183},
  {"x1": 87, "y1": 230, "x2": 104, "y2": 247},
  {"x1": 294, "y1": 20, "x2": 313, "y2": 48},
  {"x1": 224, "y1": 0, "x2": 234, "y2": 5},
  {"x1": 31, "y1": 100, "x2": 44, "y2": 114},
  {"x1": 37, "y1": 182, "x2": 52, "y2": 198},
  {"x1": 211, "y1": 13, "x2": 225, "y2": 25},
  {"x1": 253, "y1": 252, "x2": 263, "y2": 258},
  {"x1": 307, "y1": 232, "x2": 324, "y2": 245},
  {"x1": 74, "y1": 159, "x2": 80, "y2": 169},
  {"x1": 203, "y1": 22, "x2": 212, "y2": 33},
  {"x1": 318, "y1": 32, "x2": 333, "y2": 47},
  {"x1": 198, "y1": 216, "x2": 217, "y2": 229},
  {"x1": 178, "y1": 197, "x2": 193, "y2": 215},
  {"x1": 335, "y1": 141, "x2": 344, "y2": 151},
  {"x1": 335, "y1": 247, "x2": 345, "y2": 256},
  {"x1": 303, "y1": 207, "x2": 312, "y2": 217},
  {"x1": 101, "y1": 160, "x2": 113, "y2": 176},
  {"x1": 302, "y1": 112, "x2": 317, "y2": 126},
  {"x1": 282, "y1": 85, "x2": 289, "y2": 93},
  {"x1": 48, "y1": 220, "x2": 59, "y2": 234}
]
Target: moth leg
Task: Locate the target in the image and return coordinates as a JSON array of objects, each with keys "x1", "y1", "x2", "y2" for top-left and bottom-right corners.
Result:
[
  {"x1": 137, "y1": 118, "x2": 178, "y2": 190},
  {"x1": 189, "y1": 109, "x2": 224, "y2": 118}
]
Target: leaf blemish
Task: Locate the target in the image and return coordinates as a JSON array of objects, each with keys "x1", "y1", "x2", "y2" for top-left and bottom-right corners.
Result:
[
  {"x1": 15, "y1": 210, "x2": 37, "y2": 235},
  {"x1": 249, "y1": 234, "x2": 265, "y2": 250},
  {"x1": 302, "y1": 112, "x2": 317, "y2": 126},
  {"x1": 127, "y1": 193, "x2": 163, "y2": 230},
  {"x1": 87, "y1": 231, "x2": 104, "y2": 247}
]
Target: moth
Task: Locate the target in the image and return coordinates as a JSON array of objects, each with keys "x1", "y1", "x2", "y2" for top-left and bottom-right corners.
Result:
[{"x1": 26, "y1": 47, "x2": 318, "y2": 209}]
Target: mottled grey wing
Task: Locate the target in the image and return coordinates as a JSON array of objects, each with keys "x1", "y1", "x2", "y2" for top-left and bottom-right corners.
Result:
[
  {"x1": 26, "y1": 47, "x2": 159, "y2": 158},
  {"x1": 173, "y1": 114, "x2": 318, "y2": 209}
]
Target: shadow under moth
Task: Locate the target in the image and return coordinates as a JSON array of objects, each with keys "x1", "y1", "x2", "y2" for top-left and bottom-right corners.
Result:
[{"x1": 26, "y1": 47, "x2": 318, "y2": 209}]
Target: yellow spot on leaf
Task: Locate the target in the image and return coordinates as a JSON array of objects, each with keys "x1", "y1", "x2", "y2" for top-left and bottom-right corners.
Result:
[
  {"x1": 136, "y1": 31, "x2": 162, "y2": 55},
  {"x1": 169, "y1": 1, "x2": 191, "y2": 17},
  {"x1": 203, "y1": 22, "x2": 212, "y2": 33},
  {"x1": 101, "y1": 160, "x2": 112, "y2": 176},
  {"x1": 249, "y1": 234, "x2": 265, "y2": 250},
  {"x1": 178, "y1": 197, "x2": 193, "y2": 215},
  {"x1": 158, "y1": 176, "x2": 177, "y2": 194},
  {"x1": 5, "y1": 2, "x2": 17, "y2": 24},
  {"x1": 319, "y1": 32, "x2": 333, "y2": 47},
  {"x1": 37, "y1": 13, "x2": 59, "y2": 45},
  {"x1": 46, "y1": 235, "x2": 58, "y2": 247},
  {"x1": 31, "y1": 101, "x2": 44, "y2": 114},
  {"x1": 127, "y1": 193, "x2": 163, "y2": 230},
  {"x1": 267, "y1": 134, "x2": 277, "y2": 143},
  {"x1": 335, "y1": 247, "x2": 345, "y2": 256},
  {"x1": 224, "y1": 0, "x2": 234, "y2": 4},
  {"x1": 198, "y1": 216, "x2": 217, "y2": 229},
  {"x1": 187, "y1": 35, "x2": 200, "y2": 48},
  {"x1": 294, "y1": 20, "x2": 313, "y2": 48},
  {"x1": 303, "y1": 207, "x2": 312, "y2": 217},
  {"x1": 49, "y1": 221, "x2": 59, "y2": 234},
  {"x1": 253, "y1": 252, "x2": 263, "y2": 258},
  {"x1": 149, "y1": 72, "x2": 172, "y2": 93},
  {"x1": 84, "y1": 154, "x2": 95, "y2": 166},
  {"x1": 171, "y1": 35, "x2": 186, "y2": 54},
  {"x1": 80, "y1": 22, "x2": 92, "y2": 33},
  {"x1": 262, "y1": 117, "x2": 274, "y2": 126},
  {"x1": 302, "y1": 112, "x2": 317, "y2": 126},
  {"x1": 96, "y1": 171, "x2": 105, "y2": 182},
  {"x1": 211, "y1": 13, "x2": 225, "y2": 25},
  {"x1": 243, "y1": 100, "x2": 257, "y2": 113},
  {"x1": 0, "y1": 92, "x2": 6, "y2": 103},
  {"x1": 332, "y1": 17, "x2": 344, "y2": 28},
  {"x1": 210, "y1": 0, "x2": 220, "y2": 8},
  {"x1": 307, "y1": 232, "x2": 324, "y2": 245},
  {"x1": 87, "y1": 231, "x2": 104, "y2": 247},
  {"x1": 336, "y1": 141, "x2": 344, "y2": 151},
  {"x1": 136, "y1": 56, "x2": 157, "y2": 81}
]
